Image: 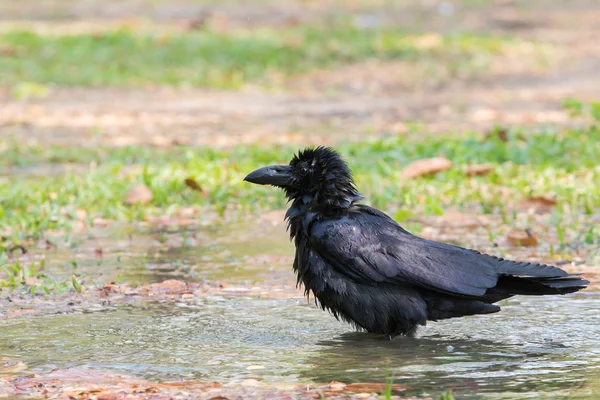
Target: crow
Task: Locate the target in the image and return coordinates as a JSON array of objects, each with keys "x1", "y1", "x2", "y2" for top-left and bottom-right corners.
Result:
[{"x1": 244, "y1": 146, "x2": 589, "y2": 337}]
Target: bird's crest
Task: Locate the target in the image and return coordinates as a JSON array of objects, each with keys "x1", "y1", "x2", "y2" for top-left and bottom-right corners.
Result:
[{"x1": 285, "y1": 146, "x2": 363, "y2": 217}]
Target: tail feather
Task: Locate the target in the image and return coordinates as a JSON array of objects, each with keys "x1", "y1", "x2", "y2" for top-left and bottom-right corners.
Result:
[
  {"x1": 533, "y1": 274, "x2": 589, "y2": 291},
  {"x1": 486, "y1": 255, "x2": 569, "y2": 278},
  {"x1": 494, "y1": 274, "x2": 588, "y2": 297}
]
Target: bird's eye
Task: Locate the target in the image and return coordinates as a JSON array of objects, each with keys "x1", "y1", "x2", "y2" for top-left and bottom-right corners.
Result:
[{"x1": 299, "y1": 167, "x2": 309, "y2": 176}]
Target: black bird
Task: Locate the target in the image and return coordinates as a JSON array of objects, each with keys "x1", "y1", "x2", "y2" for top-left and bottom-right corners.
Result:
[{"x1": 244, "y1": 147, "x2": 589, "y2": 337}]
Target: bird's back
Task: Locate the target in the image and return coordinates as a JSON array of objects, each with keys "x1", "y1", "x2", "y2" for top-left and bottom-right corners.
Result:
[{"x1": 288, "y1": 203, "x2": 587, "y2": 336}]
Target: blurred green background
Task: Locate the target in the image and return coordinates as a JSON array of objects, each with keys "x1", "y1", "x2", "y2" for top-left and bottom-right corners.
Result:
[{"x1": 0, "y1": 0, "x2": 599, "y2": 265}]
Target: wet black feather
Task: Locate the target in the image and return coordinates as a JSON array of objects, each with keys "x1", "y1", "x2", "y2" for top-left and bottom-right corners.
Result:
[{"x1": 275, "y1": 147, "x2": 589, "y2": 337}]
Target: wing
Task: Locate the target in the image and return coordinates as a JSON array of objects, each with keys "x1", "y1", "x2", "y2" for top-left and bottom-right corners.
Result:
[{"x1": 309, "y1": 205, "x2": 568, "y2": 297}]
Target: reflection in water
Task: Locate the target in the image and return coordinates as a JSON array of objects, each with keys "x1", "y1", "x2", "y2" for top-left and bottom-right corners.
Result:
[
  {"x1": 304, "y1": 333, "x2": 588, "y2": 398},
  {"x1": 1, "y1": 295, "x2": 599, "y2": 398}
]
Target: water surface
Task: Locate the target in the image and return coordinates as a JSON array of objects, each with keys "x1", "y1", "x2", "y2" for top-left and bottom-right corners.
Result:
[{"x1": 2, "y1": 293, "x2": 599, "y2": 399}]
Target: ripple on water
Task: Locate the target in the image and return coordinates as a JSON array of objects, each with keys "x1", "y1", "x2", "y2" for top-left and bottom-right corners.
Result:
[{"x1": 1, "y1": 293, "x2": 600, "y2": 398}]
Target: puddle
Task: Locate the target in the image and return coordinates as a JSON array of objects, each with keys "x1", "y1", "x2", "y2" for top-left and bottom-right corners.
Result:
[
  {"x1": 2, "y1": 294, "x2": 600, "y2": 398},
  {"x1": 3, "y1": 219, "x2": 600, "y2": 398},
  {"x1": 23, "y1": 219, "x2": 294, "y2": 286}
]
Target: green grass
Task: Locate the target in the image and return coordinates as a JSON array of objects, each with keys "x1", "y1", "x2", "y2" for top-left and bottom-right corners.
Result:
[
  {"x1": 0, "y1": 20, "x2": 518, "y2": 88},
  {"x1": 440, "y1": 390, "x2": 455, "y2": 400},
  {"x1": 1, "y1": 120, "x2": 599, "y2": 245},
  {"x1": 0, "y1": 252, "x2": 82, "y2": 293}
]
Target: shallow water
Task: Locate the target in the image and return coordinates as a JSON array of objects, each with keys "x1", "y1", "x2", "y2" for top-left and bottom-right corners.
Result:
[
  {"x1": 2, "y1": 293, "x2": 600, "y2": 398},
  {"x1": 3, "y1": 221, "x2": 600, "y2": 398},
  {"x1": 33, "y1": 220, "x2": 293, "y2": 286}
]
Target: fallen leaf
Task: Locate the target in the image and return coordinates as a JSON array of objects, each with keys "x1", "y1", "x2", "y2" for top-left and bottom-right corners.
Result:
[
  {"x1": 507, "y1": 229, "x2": 539, "y2": 247},
  {"x1": 329, "y1": 381, "x2": 347, "y2": 391},
  {"x1": 184, "y1": 178, "x2": 204, "y2": 193},
  {"x1": 92, "y1": 218, "x2": 110, "y2": 227},
  {"x1": 25, "y1": 277, "x2": 40, "y2": 286},
  {"x1": 0, "y1": 46, "x2": 20, "y2": 57},
  {"x1": 464, "y1": 164, "x2": 495, "y2": 177},
  {"x1": 124, "y1": 184, "x2": 153, "y2": 205},
  {"x1": 178, "y1": 207, "x2": 198, "y2": 217},
  {"x1": 401, "y1": 157, "x2": 452, "y2": 180},
  {"x1": 140, "y1": 280, "x2": 188, "y2": 295},
  {"x1": 487, "y1": 127, "x2": 509, "y2": 142},
  {"x1": 520, "y1": 196, "x2": 557, "y2": 212}
]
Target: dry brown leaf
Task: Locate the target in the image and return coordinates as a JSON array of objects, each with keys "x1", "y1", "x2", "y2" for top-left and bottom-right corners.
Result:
[
  {"x1": 464, "y1": 164, "x2": 495, "y2": 177},
  {"x1": 520, "y1": 196, "x2": 557, "y2": 212},
  {"x1": 487, "y1": 127, "x2": 509, "y2": 142},
  {"x1": 139, "y1": 280, "x2": 188, "y2": 295},
  {"x1": 507, "y1": 229, "x2": 539, "y2": 247},
  {"x1": 25, "y1": 277, "x2": 40, "y2": 286},
  {"x1": 92, "y1": 218, "x2": 110, "y2": 228},
  {"x1": 178, "y1": 207, "x2": 198, "y2": 218},
  {"x1": 184, "y1": 178, "x2": 204, "y2": 193},
  {"x1": 0, "y1": 46, "x2": 20, "y2": 57},
  {"x1": 329, "y1": 381, "x2": 347, "y2": 391},
  {"x1": 401, "y1": 157, "x2": 453, "y2": 180},
  {"x1": 124, "y1": 184, "x2": 153, "y2": 205}
]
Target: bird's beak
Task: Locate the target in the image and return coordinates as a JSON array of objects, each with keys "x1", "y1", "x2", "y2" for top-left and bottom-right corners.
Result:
[{"x1": 244, "y1": 165, "x2": 293, "y2": 187}]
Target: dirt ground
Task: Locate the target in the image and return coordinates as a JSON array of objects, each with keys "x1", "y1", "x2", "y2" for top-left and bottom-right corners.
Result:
[{"x1": 1, "y1": 0, "x2": 599, "y2": 148}]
